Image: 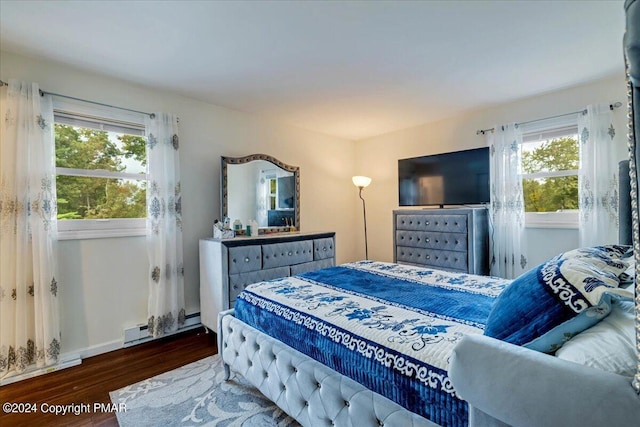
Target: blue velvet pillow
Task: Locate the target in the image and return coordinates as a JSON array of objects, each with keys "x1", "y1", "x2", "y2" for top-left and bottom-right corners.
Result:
[{"x1": 484, "y1": 245, "x2": 633, "y2": 353}]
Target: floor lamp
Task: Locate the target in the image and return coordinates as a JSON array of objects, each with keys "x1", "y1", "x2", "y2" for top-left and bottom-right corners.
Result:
[{"x1": 352, "y1": 176, "x2": 372, "y2": 260}]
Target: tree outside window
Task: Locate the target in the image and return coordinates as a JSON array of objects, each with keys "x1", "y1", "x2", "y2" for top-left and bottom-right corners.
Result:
[
  {"x1": 55, "y1": 120, "x2": 147, "y2": 221},
  {"x1": 521, "y1": 130, "x2": 579, "y2": 214}
]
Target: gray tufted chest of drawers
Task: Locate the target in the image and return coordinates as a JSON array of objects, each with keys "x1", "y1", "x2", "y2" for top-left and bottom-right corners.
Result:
[
  {"x1": 199, "y1": 232, "x2": 335, "y2": 333},
  {"x1": 393, "y1": 208, "x2": 489, "y2": 275}
]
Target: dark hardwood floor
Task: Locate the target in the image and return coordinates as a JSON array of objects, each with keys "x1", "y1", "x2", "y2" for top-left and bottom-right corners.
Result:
[{"x1": 0, "y1": 327, "x2": 217, "y2": 427}]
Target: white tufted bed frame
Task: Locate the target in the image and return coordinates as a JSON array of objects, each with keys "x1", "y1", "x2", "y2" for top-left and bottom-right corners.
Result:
[{"x1": 218, "y1": 309, "x2": 436, "y2": 427}]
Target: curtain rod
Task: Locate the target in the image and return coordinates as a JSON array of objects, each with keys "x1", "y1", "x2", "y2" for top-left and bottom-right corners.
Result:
[
  {"x1": 0, "y1": 79, "x2": 155, "y2": 119},
  {"x1": 476, "y1": 101, "x2": 623, "y2": 135}
]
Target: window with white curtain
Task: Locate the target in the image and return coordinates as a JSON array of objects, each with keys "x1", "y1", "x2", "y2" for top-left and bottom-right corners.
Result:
[
  {"x1": 520, "y1": 117, "x2": 580, "y2": 228},
  {"x1": 53, "y1": 98, "x2": 148, "y2": 239}
]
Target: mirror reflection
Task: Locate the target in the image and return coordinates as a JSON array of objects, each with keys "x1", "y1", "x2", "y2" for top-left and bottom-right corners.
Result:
[{"x1": 221, "y1": 154, "x2": 300, "y2": 230}]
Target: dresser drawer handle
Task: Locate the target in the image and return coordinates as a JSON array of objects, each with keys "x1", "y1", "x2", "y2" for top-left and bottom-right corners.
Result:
[
  {"x1": 288, "y1": 251, "x2": 293, "y2": 256},
  {"x1": 426, "y1": 255, "x2": 430, "y2": 260},
  {"x1": 244, "y1": 257, "x2": 250, "y2": 263}
]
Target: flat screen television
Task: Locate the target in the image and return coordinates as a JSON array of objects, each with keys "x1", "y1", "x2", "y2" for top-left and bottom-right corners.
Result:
[{"x1": 398, "y1": 147, "x2": 490, "y2": 207}]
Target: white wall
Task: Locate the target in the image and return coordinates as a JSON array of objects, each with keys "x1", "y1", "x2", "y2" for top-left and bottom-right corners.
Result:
[
  {"x1": 0, "y1": 50, "x2": 359, "y2": 357},
  {"x1": 354, "y1": 74, "x2": 629, "y2": 266}
]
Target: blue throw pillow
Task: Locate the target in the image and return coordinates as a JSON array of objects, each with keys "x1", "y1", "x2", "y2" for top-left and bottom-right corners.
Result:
[{"x1": 484, "y1": 245, "x2": 633, "y2": 353}]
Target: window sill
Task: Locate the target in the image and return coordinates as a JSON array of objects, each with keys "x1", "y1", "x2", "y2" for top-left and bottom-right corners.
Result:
[
  {"x1": 525, "y1": 222, "x2": 578, "y2": 230},
  {"x1": 57, "y1": 228, "x2": 146, "y2": 240},
  {"x1": 524, "y1": 212, "x2": 578, "y2": 230}
]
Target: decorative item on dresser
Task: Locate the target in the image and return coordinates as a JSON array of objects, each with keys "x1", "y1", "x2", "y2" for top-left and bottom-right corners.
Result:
[
  {"x1": 199, "y1": 232, "x2": 335, "y2": 333},
  {"x1": 393, "y1": 208, "x2": 489, "y2": 275}
]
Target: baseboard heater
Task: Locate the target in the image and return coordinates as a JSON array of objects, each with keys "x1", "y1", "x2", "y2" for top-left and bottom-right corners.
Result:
[{"x1": 123, "y1": 312, "x2": 202, "y2": 347}]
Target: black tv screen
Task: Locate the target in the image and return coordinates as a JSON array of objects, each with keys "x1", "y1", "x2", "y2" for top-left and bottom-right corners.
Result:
[
  {"x1": 277, "y1": 176, "x2": 295, "y2": 209},
  {"x1": 398, "y1": 147, "x2": 490, "y2": 206}
]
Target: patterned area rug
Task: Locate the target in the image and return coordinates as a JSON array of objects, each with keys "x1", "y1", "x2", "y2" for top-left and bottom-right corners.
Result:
[{"x1": 110, "y1": 354, "x2": 299, "y2": 427}]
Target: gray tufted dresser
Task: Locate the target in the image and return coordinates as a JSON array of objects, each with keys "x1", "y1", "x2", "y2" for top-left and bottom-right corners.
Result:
[
  {"x1": 200, "y1": 232, "x2": 335, "y2": 333},
  {"x1": 393, "y1": 208, "x2": 489, "y2": 275}
]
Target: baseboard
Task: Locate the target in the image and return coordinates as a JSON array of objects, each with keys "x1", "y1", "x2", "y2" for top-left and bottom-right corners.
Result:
[
  {"x1": 0, "y1": 356, "x2": 82, "y2": 386},
  {"x1": 61, "y1": 338, "x2": 123, "y2": 361},
  {"x1": 0, "y1": 338, "x2": 123, "y2": 387}
]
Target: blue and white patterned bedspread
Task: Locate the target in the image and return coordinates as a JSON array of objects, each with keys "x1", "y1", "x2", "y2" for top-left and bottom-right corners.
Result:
[{"x1": 234, "y1": 261, "x2": 510, "y2": 427}]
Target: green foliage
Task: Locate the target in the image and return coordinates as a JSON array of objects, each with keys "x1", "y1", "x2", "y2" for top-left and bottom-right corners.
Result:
[
  {"x1": 55, "y1": 125, "x2": 123, "y2": 171},
  {"x1": 522, "y1": 137, "x2": 579, "y2": 212},
  {"x1": 55, "y1": 124, "x2": 146, "y2": 219},
  {"x1": 522, "y1": 137, "x2": 579, "y2": 174},
  {"x1": 119, "y1": 134, "x2": 147, "y2": 166},
  {"x1": 56, "y1": 211, "x2": 83, "y2": 220}
]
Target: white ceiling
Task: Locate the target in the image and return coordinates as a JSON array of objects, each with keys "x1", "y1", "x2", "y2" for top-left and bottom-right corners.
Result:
[{"x1": 0, "y1": 0, "x2": 626, "y2": 140}]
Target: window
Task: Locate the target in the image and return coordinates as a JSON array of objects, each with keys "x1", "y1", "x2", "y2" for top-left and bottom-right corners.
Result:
[
  {"x1": 521, "y1": 123, "x2": 579, "y2": 228},
  {"x1": 53, "y1": 100, "x2": 147, "y2": 239},
  {"x1": 268, "y1": 177, "x2": 277, "y2": 210}
]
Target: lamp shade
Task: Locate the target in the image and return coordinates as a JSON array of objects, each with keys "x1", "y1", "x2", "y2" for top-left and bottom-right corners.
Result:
[{"x1": 352, "y1": 176, "x2": 372, "y2": 188}]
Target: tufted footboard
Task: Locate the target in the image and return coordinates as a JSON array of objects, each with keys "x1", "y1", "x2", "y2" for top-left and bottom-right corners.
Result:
[{"x1": 218, "y1": 310, "x2": 435, "y2": 427}]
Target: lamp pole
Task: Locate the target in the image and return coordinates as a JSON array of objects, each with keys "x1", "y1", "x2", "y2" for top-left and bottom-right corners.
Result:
[
  {"x1": 352, "y1": 176, "x2": 372, "y2": 260},
  {"x1": 358, "y1": 186, "x2": 368, "y2": 260}
]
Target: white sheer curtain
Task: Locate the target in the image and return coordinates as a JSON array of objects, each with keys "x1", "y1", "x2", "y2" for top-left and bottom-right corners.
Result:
[
  {"x1": 0, "y1": 80, "x2": 60, "y2": 378},
  {"x1": 578, "y1": 104, "x2": 619, "y2": 246},
  {"x1": 146, "y1": 113, "x2": 184, "y2": 338},
  {"x1": 488, "y1": 123, "x2": 529, "y2": 279}
]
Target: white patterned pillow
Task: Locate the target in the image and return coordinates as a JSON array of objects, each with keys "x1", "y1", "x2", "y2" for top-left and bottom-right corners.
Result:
[
  {"x1": 541, "y1": 248, "x2": 632, "y2": 310},
  {"x1": 555, "y1": 299, "x2": 636, "y2": 376}
]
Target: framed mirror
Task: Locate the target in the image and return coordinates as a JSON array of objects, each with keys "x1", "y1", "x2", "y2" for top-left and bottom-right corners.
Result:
[{"x1": 221, "y1": 154, "x2": 300, "y2": 231}]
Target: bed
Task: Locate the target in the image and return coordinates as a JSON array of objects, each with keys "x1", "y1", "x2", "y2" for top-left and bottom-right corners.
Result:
[
  {"x1": 221, "y1": 261, "x2": 509, "y2": 426},
  {"x1": 218, "y1": 3, "x2": 640, "y2": 425}
]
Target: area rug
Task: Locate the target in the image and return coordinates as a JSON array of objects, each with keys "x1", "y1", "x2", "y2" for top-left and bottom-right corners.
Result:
[{"x1": 109, "y1": 355, "x2": 299, "y2": 426}]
